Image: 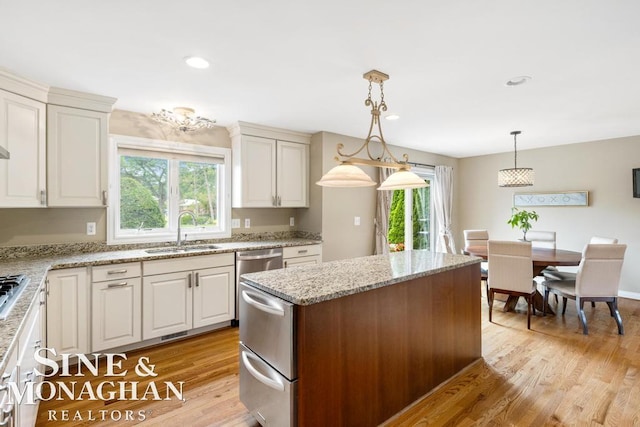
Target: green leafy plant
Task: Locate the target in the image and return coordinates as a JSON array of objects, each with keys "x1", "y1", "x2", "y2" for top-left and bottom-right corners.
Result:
[{"x1": 507, "y1": 207, "x2": 539, "y2": 240}]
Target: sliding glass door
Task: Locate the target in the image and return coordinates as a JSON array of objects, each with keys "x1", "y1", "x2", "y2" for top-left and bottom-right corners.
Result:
[{"x1": 387, "y1": 168, "x2": 433, "y2": 251}]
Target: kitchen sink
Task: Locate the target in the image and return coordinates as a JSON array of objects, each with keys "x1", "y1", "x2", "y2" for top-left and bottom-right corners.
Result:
[{"x1": 145, "y1": 244, "x2": 220, "y2": 254}]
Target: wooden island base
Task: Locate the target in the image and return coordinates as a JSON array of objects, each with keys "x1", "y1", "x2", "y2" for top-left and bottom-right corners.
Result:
[{"x1": 295, "y1": 263, "x2": 481, "y2": 426}]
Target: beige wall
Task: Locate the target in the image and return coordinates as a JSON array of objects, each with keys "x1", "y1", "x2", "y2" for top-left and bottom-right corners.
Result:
[
  {"x1": 458, "y1": 135, "x2": 640, "y2": 295},
  {"x1": 0, "y1": 110, "x2": 295, "y2": 246},
  {"x1": 309, "y1": 131, "x2": 459, "y2": 262}
]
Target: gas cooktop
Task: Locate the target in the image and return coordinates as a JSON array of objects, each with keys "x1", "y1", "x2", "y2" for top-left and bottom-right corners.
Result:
[{"x1": 0, "y1": 274, "x2": 30, "y2": 320}]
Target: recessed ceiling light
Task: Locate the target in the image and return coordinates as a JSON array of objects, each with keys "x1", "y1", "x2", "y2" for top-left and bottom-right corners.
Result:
[
  {"x1": 184, "y1": 56, "x2": 210, "y2": 69},
  {"x1": 385, "y1": 114, "x2": 400, "y2": 121},
  {"x1": 505, "y1": 76, "x2": 531, "y2": 87}
]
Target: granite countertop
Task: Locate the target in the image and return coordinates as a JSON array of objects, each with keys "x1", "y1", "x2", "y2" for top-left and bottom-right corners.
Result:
[
  {"x1": 241, "y1": 250, "x2": 481, "y2": 305},
  {"x1": 0, "y1": 238, "x2": 321, "y2": 372}
]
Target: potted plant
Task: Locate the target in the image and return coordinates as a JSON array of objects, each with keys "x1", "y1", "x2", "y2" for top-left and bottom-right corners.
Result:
[{"x1": 507, "y1": 207, "x2": 539, "y2": 241}]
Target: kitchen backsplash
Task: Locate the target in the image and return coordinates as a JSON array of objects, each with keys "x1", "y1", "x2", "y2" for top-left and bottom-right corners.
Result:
[{"x1": 0, "y1": 230, "x2": 322, "y2": 260}]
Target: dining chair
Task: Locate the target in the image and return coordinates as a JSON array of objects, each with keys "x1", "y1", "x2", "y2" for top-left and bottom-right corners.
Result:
[
  {"x1": 487, "y1": 240, "x2": 536, "y2": 329},
  {"x1": 544, "y1": 236, "x2": 619, "y2": 281},
  {"x1": 542, "y1": 243, "x2": 627, "y2": 335},
  {"x1": 526, "y1": 230, "x2": 556, "y2": 249},
  {"x1": 464, "y1": 229, "x2": 489, "y2": 302}
]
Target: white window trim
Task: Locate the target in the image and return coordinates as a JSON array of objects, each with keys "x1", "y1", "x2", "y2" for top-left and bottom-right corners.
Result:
[{"x1": 107, "y1": 134, "x2": 232, "y2": 245}]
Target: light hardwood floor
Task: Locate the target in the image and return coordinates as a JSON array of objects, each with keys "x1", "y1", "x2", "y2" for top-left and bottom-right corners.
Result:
[{"x1": 37, "y1": 292, "x2": 640, "y2": 426}]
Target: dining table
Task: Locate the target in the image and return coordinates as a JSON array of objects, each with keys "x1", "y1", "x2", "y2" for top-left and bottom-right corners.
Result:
[{"x1": 463, "y1": 245, "x2": 583, "y2": 315}]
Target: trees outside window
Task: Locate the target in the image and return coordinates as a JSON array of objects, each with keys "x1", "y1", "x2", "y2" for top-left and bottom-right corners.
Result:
[
  {"x1": 387, "y1": 179, "x2": 431, "y2": 251},
  {"x1": 108, "y1": 136, "x2": 231, "y2": 244}
]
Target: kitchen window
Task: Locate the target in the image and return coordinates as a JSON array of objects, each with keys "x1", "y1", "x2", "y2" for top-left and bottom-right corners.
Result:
[{"x1": 107, "y1": 135, "x2": 231, "y2": 244}]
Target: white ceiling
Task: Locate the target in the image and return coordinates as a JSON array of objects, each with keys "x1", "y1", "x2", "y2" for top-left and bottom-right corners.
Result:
[{"x1": 1, "y1": 0, "x2": 640, "y2": 158}]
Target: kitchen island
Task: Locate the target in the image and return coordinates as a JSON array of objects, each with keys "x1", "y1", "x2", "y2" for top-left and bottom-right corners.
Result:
[{"x1": 240, "y1": 250, "x2": 482, "y2": 427}]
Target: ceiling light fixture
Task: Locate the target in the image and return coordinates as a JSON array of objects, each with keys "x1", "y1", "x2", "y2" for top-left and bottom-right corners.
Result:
[
  {"x1": 316, "y1": 70, "x2": 427, "y2": 191},
  {"x1": 151, "y1": 107, "x2": 216, "y2": 132},
  {"x1": 184, "y1": 56, "x2": 210, "y2": 69},
  {"x1": 498, "y1": 130, "x2": 534, "y2": 187}
]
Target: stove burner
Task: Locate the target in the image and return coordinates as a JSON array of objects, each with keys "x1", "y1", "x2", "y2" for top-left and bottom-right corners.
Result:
[{"x1": 0, "y1": 274, "x2": 29, "y2": 320}]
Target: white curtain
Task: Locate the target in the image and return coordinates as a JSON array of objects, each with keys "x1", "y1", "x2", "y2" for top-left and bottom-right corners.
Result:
[
  {"x1": 433, "y1": 165, "x2": 456, "y2": 253},
  {"x1": 375, "y1": 166, "x2": 394, "y2": 255}
]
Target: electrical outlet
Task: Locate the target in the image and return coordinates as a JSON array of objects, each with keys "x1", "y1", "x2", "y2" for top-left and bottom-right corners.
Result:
[
  {"x1": 86, "y1": 222, "x2": 96, "y2": 236},
  {"x1": 290, "y1": 217, "x2": 295, "y2": 227},
  {"x1": 244, "y1": 218, "x2": 251, "y2": 228},
  {"x1": 232, "y1": 218, "x2": 241, "y2": 228},
  {"x1": 354, "y1": 216, "x2": 361, "y2": 226}
]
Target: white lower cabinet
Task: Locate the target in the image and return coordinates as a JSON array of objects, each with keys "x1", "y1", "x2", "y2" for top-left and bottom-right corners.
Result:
[
  {"x1": 17, "y1": 299, "x2": 43, "y2": 427},
  {"x1": 46, "y1": 267, "x2": 89, "y2": 358},
  {"x1": 91, "y1": 262, "x2": 142, "y2": 352},
  {"x1": 283, "y1": 244, "x2": 323, "y2": 268},
  {"x1": 142, "y1": 254, "x2": 235, "y2": 340}
]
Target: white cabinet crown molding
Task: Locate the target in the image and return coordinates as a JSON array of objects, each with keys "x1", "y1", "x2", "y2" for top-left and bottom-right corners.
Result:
[
  {"x1": 48, "y1": 87, "x2": 117, "y2": 113},
  {"x1": 227, "y1": 121, "x2": 311, "y2": 144},
  {"x1": 0, "y1": 67, "x2": 49, "y2": 103}
]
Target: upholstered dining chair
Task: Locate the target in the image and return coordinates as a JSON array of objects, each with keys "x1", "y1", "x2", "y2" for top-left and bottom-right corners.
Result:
[
  {"x1": 526, "y1": 230, "x2": 556, "y2": 249},
  {"x1": 542, "y1": 243, "x2": 627, "y2": 335},
  {"x1": 464, "y1": 229, "x2": 489, "y2": 302},
  {"x1": 544, "y1": 236, "x2": 619, "y2": 281},
  {"x1": 487, "y1": 240, "x2": 536, "y2": 329}
]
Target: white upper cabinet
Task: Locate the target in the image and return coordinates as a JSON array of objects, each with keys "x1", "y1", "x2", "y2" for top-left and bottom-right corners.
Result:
[
  {"x1": 0, "y1": 71, "x2": 48, "y2": 208},
  {"x1": 229, "y1": 121, "x2": 310, "y2": 208},
  {"x1": 47, "y1": 88, "x2": 116, "y2": 207}
]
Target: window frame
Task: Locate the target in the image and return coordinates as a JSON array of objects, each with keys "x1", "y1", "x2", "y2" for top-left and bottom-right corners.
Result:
[
  {"x1": 403, "y1": 166, "x2": 434, "y2": 251},
  {"x1": 107, "y1": 134, "x2": 232, "y2": 245}
]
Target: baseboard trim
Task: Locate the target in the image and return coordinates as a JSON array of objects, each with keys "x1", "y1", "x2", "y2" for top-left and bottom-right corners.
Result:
[{"x1": 619, "y1": 290, "x2": 640, "y2": 300}]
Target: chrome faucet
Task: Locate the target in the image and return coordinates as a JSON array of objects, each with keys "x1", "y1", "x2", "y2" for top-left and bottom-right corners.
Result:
[{"x1": 177, "y1": 211, "x2": 198, "y2": 247}]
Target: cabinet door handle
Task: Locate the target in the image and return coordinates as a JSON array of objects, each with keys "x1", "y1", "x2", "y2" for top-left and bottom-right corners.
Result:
[
  {"x1": 40, "y1": 190, "x2": 46, "y2": 206},
  {"x1": 195, "y1": 272, "x2": 200, "y2": 287},
  {"x1": 277, "y1": 195, "x2": 282, "y2": 206},
  {"x1": 107, "y1": 269, "x2": 128, "y2": 275},
  {"x1": 34, "y1": 339, "x2": 42, "y2": 349},
  {"x1": 272, "y1": 195, "x2": 276, "y2": 206},
  {"x1": 297, "y1": 249, "x2": 308, "y2": 254},
  {"x1": 107, "y1": 282, "x2": 128, "y2": 288},
  {"x1": 284, "y1": 260, "x2": 288, "y2": 268},
  {"x1": 188, "y1": 273, "x2": 192, "y2": 288},
  {"x1": 102, "y1": 190, "x2": 108, "y2": 206}
]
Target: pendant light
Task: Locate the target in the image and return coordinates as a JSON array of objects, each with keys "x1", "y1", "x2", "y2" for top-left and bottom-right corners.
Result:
[
  {"x1": 498, "y1": 130, "x2": 534, "y2": 187},
  {"x1": 316, "y1": 70, "x2": 428, "y2": 191}
]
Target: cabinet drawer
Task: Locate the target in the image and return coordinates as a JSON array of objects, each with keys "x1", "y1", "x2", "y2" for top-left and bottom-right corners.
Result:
[
  {"x1": 143, "y1": 253, "x2": 234, "y2": 276},
  {"x1": 93, "y1": 262, "x2": 141, "y2": 282},
  {"x1": 283, "y1": 244, "x2": 321, "y2": 259},
  {"x1": 239, "y1": 282, "x2": 295, "y2": 380},
  {"x1": 239, "y1": 343, "x2": 296, "y2": 427}
]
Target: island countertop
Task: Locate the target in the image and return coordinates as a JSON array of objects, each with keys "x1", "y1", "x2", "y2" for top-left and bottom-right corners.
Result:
[{"x1": 241, "y1": 250, "x2": 481, "y2": 305}]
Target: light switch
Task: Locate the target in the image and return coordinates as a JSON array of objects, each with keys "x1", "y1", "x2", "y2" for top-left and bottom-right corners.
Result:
[
  {"x1": 244, "y1": 218, "x2": 251, "y2": 228},
  {"x1": 354, "y1": 216, "x2": 361, "y2": 226},
  {"x1": 232, "y1": 218, "x2": 241, "y2": 228}
]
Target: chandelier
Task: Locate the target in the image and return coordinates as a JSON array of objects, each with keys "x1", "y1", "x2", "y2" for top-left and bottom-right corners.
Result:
[
  {"x1": 316, "y1": 70, "x2": 428, "y2": 190},
  {"x1": 151, "y1": 107, "x2": 216, "y2": 132},
  {"x1": 498, "y1": 130, "x2": 534, "y2": 187}
]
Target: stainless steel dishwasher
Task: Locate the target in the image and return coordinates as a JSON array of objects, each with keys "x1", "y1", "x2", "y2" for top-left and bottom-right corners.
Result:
[{"x1": 234, "y1": 248, "x2": 283, "y2": 323}]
